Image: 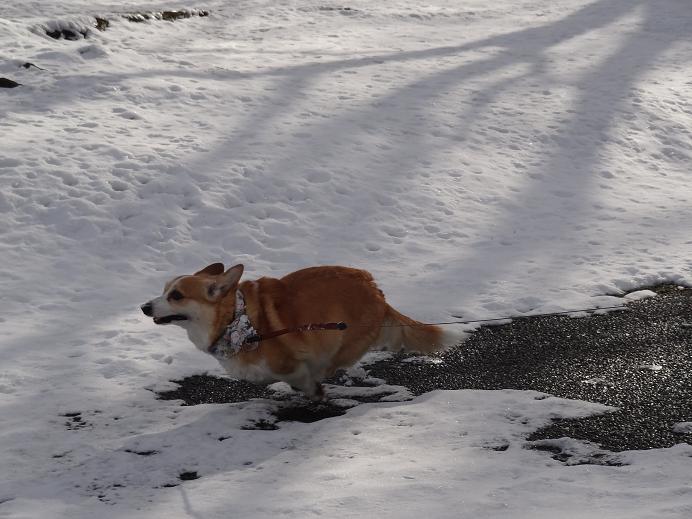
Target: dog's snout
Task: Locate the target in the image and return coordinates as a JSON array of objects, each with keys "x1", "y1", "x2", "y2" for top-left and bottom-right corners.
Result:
[{"x1": 141, "y1": 302, "x2": 153, "y2": 317}]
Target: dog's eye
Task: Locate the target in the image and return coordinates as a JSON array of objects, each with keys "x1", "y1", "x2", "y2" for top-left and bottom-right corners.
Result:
[{"x1": 169, "y1": 290, "x2": 184, "y2": 301}]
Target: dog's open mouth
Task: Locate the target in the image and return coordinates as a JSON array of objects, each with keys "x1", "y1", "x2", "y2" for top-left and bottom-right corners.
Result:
[{"x1": 154, "y1": 314, "x2": 188, "y2": 325}]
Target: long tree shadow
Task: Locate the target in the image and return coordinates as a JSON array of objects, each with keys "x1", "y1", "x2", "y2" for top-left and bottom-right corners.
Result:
[
  {"x1": 4, "y1": 0, "x2": 666, "y2": 115},
  {"x1": 431, "y1": 0, "x2": 692, "y2": 308},
  {"x1": 4, "y1": 0, "x2": 688, "y2": 351},
  {"x1": 177, "y1": 0, "x2": 691, "y2": 312}
]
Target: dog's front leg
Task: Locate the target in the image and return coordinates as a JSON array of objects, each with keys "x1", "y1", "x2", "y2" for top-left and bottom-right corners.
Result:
[
  {"x1": 284, "y1": 363, "x2": 325, "y2": 401},
  {"x1": 311, "y1": 382, "x2": 326, "y2": 401}
]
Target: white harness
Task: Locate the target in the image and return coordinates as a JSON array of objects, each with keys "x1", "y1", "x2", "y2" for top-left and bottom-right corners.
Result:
[{"x1": 208, "y1": 290, "x2": 260, "y2": 359}]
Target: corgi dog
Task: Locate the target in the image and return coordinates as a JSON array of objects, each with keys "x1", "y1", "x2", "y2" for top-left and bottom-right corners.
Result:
[{"x1": 141, "y1": 263, "x2": 464, "y2": 399}]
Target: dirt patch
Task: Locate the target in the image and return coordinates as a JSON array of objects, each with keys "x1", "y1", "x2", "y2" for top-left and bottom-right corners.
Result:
[
  {"x1": 122, "y1": 9, "x2": 210, "y2": 23},
  {"x1": 178, "y1": 471, "x2": 199, "y2": 481},
  {"x1": 39, "y1": 10, "x2": 208, "y2": 40},
  {"x1": 273, "y1": 402, "x2": 347, "y2": 423},
  {"x1": 61, "y1": 411, "x2": 90, "y2": 430},
  {"x1": 94, "y1": 17, "x2": 109, "y2": 31},
  {"x1": 317, "y1": 6, "x2": 360, "y2": 15},
  {"x1": 45, "y1": 25, "x2": 89, "y2": 40},
  {"x1": 0, "y1": 78, "x2": 21, "y2": 88},
  {"x1": 157, "y1": 374, "x2": 270, "y2": 404}
]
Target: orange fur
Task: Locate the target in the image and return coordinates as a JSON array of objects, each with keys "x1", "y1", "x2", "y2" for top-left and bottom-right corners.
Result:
[{"x1": 144, "y1": 264, "x2": 463, "y2": 398}]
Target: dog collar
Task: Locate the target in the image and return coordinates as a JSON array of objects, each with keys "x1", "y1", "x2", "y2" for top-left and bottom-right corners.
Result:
[{"x1": 208, "y1": 289, "x2": 260, "y2": 358}]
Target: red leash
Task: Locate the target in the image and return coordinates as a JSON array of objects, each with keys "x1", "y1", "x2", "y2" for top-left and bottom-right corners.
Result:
[
  {"x1": 243, "y1": 304, "x2": 628, "y2": 344},
  {"x1": 245, "y1": 321, "x2": 347, "y2": 343}
]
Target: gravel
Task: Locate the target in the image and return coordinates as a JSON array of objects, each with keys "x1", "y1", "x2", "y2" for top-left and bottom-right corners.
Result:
[{"x1": 158, "y1": 285, "x2": 692, "y2": 452}]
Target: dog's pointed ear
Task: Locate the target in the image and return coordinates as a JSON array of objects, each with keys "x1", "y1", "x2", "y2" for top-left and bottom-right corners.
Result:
[
  {"x1": 207, "y1": 264, "x2": 244, "y2": 301},
  {"x1": 195, "y1": 263, "x2": 225, "y2": 276}
]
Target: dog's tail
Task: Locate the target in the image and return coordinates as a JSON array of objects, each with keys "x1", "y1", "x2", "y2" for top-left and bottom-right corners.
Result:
[{"x1": 374, "y1": 304, "x2": 467, "y2": 353}]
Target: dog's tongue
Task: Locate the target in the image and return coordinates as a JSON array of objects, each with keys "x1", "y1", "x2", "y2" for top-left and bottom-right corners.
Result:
[{"x1": 154, "y1": 314, "x2": 187, "y2": 324}]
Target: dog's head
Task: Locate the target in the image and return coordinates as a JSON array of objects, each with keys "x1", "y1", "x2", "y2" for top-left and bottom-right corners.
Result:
[{"x1": 141, "y1": 263, "x2": 244, "y2": 350}]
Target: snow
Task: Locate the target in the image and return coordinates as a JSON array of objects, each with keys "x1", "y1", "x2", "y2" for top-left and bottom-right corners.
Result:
[
  {"x1": 4, "y1": 389, "x2": 692, "y2": 519},
  {"x1": 639, "y1": 363, "x2": 663, "y2": 372},
  {"x1": 672, "y1": 422, "x2": 692, "y2": 435},
  {"x1": 1, "y1": 0, "x2": 692, "y2": 517},
  {"x1": 623, "y1": 289, "x2": 658, "y2": 301}
]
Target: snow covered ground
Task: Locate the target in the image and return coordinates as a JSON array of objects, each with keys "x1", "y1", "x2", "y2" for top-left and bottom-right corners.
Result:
[{"x1": 1, "y1": 0, "x2": 691, "y2": 517}]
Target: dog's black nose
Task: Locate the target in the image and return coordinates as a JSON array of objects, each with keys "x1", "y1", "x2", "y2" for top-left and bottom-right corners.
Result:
[{"x1": 141, "y1": 302, "x2": 153, "y2": 316}]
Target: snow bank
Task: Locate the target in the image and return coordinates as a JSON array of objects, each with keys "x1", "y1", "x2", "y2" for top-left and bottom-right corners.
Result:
[{"x1": 3, "y1": 390, "x2": 691, "y2": 519}]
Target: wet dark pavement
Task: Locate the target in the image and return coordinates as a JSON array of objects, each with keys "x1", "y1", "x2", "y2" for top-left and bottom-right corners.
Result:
[{"x1": 158, "y1": 285, "x2": 692, "y2": 452}]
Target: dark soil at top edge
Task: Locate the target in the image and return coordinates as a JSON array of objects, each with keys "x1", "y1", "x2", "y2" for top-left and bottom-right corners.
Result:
[
  {"x1": 41, "y1": 11, "x2": 208, "y2": 40},
  {"x1": 123, "y1": 10, "x2": 210, "y2": 23},
  {"x1": 157, "y1": 285, "x2": 692, "y2": 452}
]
